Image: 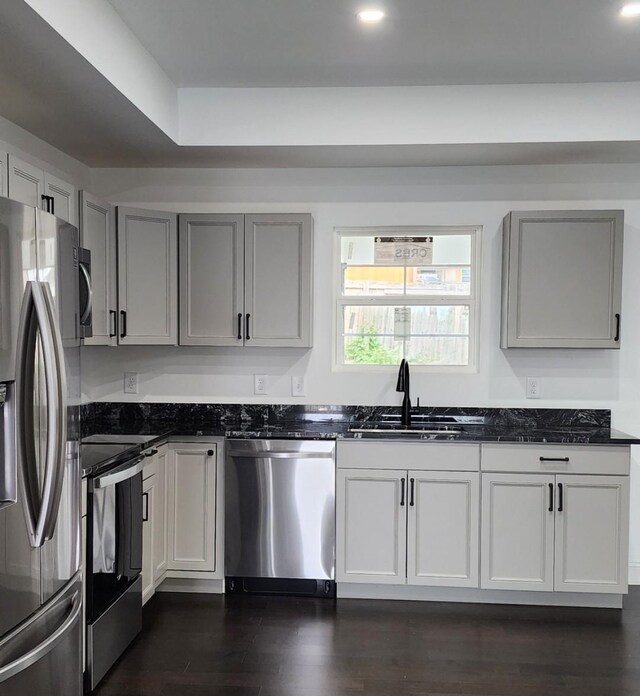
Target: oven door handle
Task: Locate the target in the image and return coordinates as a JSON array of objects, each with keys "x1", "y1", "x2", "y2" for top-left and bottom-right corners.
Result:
[{"x1": 93, "y1": 456, "x2": 146, "y2": 489}]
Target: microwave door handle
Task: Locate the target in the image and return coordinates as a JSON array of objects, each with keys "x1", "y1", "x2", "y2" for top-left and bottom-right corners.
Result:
[
  {"x1": 79, "y1": 262, "x2": 92, "y2": 325},
  {"x1": 31, "y1": 282, "x2": 67, "y2": 546},
  {"x1": 14, "y1": 284, "x2": 40, "y2": 538}
]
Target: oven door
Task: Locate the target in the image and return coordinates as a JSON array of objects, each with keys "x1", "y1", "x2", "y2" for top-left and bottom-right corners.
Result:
[{"x1": 87, "y1": 456, "x2": 144, "y2": 622}]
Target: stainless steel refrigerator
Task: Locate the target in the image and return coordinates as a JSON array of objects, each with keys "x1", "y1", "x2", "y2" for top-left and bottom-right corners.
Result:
[{"x1": 0, "y1": 196, "x2": 82, "y2": 694}]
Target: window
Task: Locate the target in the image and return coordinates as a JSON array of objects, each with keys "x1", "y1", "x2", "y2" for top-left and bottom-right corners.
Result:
[{"x1": 335, "y1": 227, "x2": 481, "y2": 369}]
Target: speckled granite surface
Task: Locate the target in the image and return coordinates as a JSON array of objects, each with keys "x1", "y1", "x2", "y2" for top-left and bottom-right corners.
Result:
[{"x1": 80, "y1": 402, "x2": 638, "y2": 445}]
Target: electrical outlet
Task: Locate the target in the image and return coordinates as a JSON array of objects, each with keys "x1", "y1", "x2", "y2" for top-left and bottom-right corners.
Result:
[
  {"x1": 254, "y1": 374, "x2": 267, "y2": 395},
  {"x1": 124, "y1": 372, "x2": 138, "y2": 394},
  {"x1": 291, "y1": 375, "x2": 305, "y2": 397},
  {"x1": 526, "y1": 376, "x2": 541, "y2": 399}
]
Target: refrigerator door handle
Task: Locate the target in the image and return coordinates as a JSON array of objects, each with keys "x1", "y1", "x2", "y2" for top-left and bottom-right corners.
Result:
[
  {"x1": 33, "y1": 282, "x2": 67, "y2": 545},
  {"x1": 15, "y1": 283, "x2": 40, "y2": 541},
  {"x1": 0, "y1": 587, "x2": 81, "y2": 683}
]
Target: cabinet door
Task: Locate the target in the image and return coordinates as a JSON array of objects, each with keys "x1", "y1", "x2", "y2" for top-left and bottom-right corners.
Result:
[
  {"x1": 244, "y1": 214, "x2": 313, "y2": 347},
  {"x1": 43, "y1": 173, "x2": 76, "y2": 225},
  {"x1": 167, "y1": 444, "x2": 217, "y2": 572},
  {"x1": 0, "y1": 150, "x2": 7, "y2": 197},
  {"x1": 502, "y1": 210, "x2": 623, "y2": 348},
  {"x1": 336, "y1": 469, "x2": 407, "y2": 584},
  {"x1": 8, "y1": 154, "x2": 43, "y2": 208},
  {"x1": 481, "y1": 473, "x2": 555, "y2": 591},
  {"x1": 80, "y1": 191, "x2": 117, "y2": 346},
  {"x1": 142, "y1": 475, "x2": 155, "y2": 605},
  {"x1": 179, "y1": 214, "x2": 244, "y2": 346},
  {"x1": 555, "y1": 475, "x2": 629, "y2": 594},
  {"x1": 117, "y1": 207, "x2": 178, "y2": 345},
  {"x1": 153, "y1": 446, "x2": 169, "y2": 583},
  {"x1": 407, "y1": 471, "x2": 479, "y2": 588}
]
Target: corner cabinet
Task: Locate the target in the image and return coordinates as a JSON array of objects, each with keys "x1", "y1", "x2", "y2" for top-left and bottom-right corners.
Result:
[
  {"x1": 179, "y1": 213, "x2": 313, "y2": 347},
  {"x1": 80, "y1": 191, "x2": 117, "y2": 345},
  {"x1": 117, "y1": 207, "x2": 178, "y2": 345},
  {"x1": 501, "y1": 210, "x2": 623, "y2": 348}
]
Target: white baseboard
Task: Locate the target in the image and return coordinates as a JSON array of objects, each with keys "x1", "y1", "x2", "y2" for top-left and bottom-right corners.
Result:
[
  {"x1": 629, "y1": 563, "x2": 640, "y2": 585},
  {"x1": 338, "y1": 583, "x2": 624, "y2": 608},
  {"x1": 156, "y1": 577, "x2": 224, "y2": 594}
]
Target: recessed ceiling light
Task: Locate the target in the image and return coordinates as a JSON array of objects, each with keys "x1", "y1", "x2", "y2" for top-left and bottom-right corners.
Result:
[
  {"x1": 357, "y1": 8, "x2": 385, "y2": 24},
  {"x1": 621, "y1": 3, "x2": 640, "y2": 17}
]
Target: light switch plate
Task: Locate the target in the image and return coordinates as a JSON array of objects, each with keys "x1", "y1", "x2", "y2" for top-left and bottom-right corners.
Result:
[
  {"x1": 291, "y1": 375, "x2": 305, "y2": 397},
  {"x1": 526, "y1": 376, "x2": 541, "y2": 399},
  {"x1": 254, "y1": 374, "x2": 267, "y2": 395},
  {"x1": 124, "y1": 372, "x2": 138, "y2": 394}
]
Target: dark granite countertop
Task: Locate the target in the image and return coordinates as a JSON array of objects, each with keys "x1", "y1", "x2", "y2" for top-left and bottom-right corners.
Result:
[{"x1": 78, "y1": 405, "x2": 639, "y2": 473}]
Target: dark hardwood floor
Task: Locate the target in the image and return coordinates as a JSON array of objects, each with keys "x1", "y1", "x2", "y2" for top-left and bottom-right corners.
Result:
[{"x1": 95, "y1": 589, "x2": 640, "y2": 696}]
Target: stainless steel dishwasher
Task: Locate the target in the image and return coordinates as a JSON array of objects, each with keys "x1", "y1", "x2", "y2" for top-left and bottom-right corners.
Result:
[{"x1": 225, "y1": 439, "x2": 336, "y2": 597}]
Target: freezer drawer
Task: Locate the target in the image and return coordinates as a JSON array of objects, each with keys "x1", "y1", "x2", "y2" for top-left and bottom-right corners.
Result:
[
  {"x1": 0, "y1": 574, "x2": 82, "y2": 695},
  {"x1": 225, "y1": 439, "x2": 336, "y2": 581}
]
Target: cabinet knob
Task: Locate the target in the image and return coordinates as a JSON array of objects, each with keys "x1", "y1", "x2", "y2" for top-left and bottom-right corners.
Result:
[{"x1": 207, "y1": 449, "x2": 214, "y2": 457}]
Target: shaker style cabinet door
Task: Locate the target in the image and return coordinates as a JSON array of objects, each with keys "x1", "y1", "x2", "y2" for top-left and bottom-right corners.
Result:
[
  {"x1": 167, "y1": 445, "x2": 217, "y2": 572},
  {"x1": 336, "y1": 469, "x2": 407, "y2": 585},
  {"x1": 142, "y1": 475, "x2": 156, "y2": 605},
  {"x1": 179, "y1": 214, "x2": 244, "y2": 345},
  {"x1": 7, "y1": 154, "x2": 44, "y2": 208},
  {"x1": 80, "y1": 191, "x2": 117, "y2": 345},
  {"x1": 117, "y1": 207, "x2": 178, "y2": 345},
  {"x1": 153, "y1": 446, "x2": 169, "y2": 584},
  {"x1": 481, "y1": 473, "x2": 555, "y2": 592},
  {"x1": 43, "y1": 173, "x2": 76, "y2": 225},
  {"x1": 244, "y1": 214, "x2": 313, "y2": 347},
  {"x1": 501, "y1": 210, "x2": 623, "y2": 348},
  {"x1": 554, "y1": 475, "x2": 629, "y2": 594},
  {"x1": 407, "y1": 471, "x2": 479, "y2": 588},
  {"x1": 0, "y1": 150, "x2": 7, "y2": 197}
]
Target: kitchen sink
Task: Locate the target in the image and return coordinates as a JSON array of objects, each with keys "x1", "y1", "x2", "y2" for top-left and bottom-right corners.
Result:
[{"x1": 349, "y1": 424, "x2": 464, "y2": 435}]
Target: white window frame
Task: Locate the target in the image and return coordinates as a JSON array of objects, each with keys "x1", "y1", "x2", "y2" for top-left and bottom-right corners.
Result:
[{"x1": 333, "y1": 225, "x2": 482, "y2": 373}]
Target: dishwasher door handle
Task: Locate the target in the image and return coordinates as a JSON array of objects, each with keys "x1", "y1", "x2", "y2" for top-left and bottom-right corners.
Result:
[{"x1": 227, "y1": 450, "x2": 334, "y2": 459}]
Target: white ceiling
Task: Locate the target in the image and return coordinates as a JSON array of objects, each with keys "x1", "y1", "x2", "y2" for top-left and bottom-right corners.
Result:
[{"x1": 107, "y1": 0, "x2": 640, "y2": 88}]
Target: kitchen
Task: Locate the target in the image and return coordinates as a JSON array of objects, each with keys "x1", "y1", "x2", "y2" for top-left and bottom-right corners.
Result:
[{"x1": 2, "y1": 1, "x2": 640, "y2": 695}]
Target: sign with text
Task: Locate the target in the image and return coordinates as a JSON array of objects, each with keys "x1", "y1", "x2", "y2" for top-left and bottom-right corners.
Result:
[{"x1": 374, "y1": 237, "x2": 434, "y2": 265}]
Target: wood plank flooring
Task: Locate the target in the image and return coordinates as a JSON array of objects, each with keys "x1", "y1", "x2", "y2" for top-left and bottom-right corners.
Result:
[{"x1": 95, "y1": 588, "x2": 640, "y2": 696}]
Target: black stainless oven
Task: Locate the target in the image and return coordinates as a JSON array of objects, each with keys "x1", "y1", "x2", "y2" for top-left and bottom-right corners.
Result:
[{"x1": 85, "y1": 454, "x2": 145, "y2": 692}]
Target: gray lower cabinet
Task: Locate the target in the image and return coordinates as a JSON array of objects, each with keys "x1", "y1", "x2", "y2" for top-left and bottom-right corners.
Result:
[
  {"x1": 501, "y1": 210, "x2": 623, "y2": 348},
  {"x1": 80, "y1": 191, "x2": 117, "y2": 345},
  {"x1": 117, "y1": 206, "x2": 178, "y2": 345},
  {"x1": 179, "y1": 213, "x2": 313, "y2": 348},
  {"x1": 7, "y1": 154, "x2": 76, "y2": 224}
]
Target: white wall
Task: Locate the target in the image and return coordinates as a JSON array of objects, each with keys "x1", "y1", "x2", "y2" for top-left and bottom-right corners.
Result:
[{"x1": 0, "y1": 113, "x2": 91, "y2": 188}]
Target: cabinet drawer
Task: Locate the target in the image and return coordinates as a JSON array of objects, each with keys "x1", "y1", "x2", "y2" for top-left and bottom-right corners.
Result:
[
  {"x1": 481, "y1": 444, "x2": 629, "y2": 475},
  {"x1": 337, "y1": 441, "x2": 479, "y2": 471}
]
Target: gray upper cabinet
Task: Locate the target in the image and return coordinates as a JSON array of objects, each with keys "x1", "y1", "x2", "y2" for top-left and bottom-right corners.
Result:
[
  {"x1": 80, "y1": 191, "x2": 117, "y2": 346},
  {"x1": 245, "y1": 214, "x2": 313, "y2": 348},
  {"x1": 7, "y1": 154, "x2": 76, "y2": 224},
  {"x1": 8, "y1": 154, "x2": 43, "y2": 209},
  {"x1": 179, "y1": 214, "x2": 244, "y2": 346},
  {"x1": 117, "y1": 207, "x2": 178, "y2": 345},
  {"x1": 0, "y1": 150, "x2": 7, "y2": 197},
  {"x1": 43, "y1": 173, "x2": 76, "y2": 226},
  {"x1": 501, "y1": 210, "x2": 623, "y2": 349},
  {"x1": 179, "y1": 213, "x2": 313, "y2": 348}
]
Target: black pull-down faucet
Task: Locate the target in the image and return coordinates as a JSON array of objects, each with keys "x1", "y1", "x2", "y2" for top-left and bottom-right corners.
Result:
[{"x1": 396, "y1": 359, "x2": 412, "y2": 427}]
